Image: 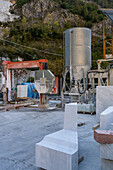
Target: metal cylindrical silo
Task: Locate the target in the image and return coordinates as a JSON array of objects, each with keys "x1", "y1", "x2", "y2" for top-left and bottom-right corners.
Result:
[{"x1": 64, "y1": 27, "x2": 91, "y2": 80}]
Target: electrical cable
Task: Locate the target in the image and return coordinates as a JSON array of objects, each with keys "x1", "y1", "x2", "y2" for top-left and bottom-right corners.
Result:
[
  {"x1": 77, "y1": 78, "x2": 87, "y2": 95},
  {"x1": 7, "y1": 44, "x2": 35, "y2": 58},
  {"x1": 0, "y1": 38, "x2": 63, "y2": 56}
]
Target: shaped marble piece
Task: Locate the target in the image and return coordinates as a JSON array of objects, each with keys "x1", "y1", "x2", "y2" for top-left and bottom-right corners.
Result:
[
  {"x1": 96, "y1": 86, "x2": 113, "y2": 122},
  {"x1": 100, "y1": 106, "x2": 113, "y2": 130},
  {"x1": 35, "y1": 103, "x2": 78, "y2": 170}
]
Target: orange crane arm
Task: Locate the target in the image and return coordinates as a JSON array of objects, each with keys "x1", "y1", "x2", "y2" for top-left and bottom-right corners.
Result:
[
  {"x1": 2, "y1": 59, "x2": 48, "y2": 78},
  {"x1": 3, "y1": 59, "x2": 48, "y2": 69}
]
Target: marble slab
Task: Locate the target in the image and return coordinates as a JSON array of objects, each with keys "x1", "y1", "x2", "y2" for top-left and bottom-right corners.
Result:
[
  {"x1": 96, "y1": 86, "x2": 113, "y2": 122},
  {"x1": 100, "y1": 106, "x2": 113, "y2": 130},
  {"x1": 94, "y1": 130, "x2": 113, "y2": 144}
]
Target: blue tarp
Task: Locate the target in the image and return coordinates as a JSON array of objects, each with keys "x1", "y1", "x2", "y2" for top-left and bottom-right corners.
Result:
[{"x1": 21, "y1": 82, "x2": 39, "y2": 99}]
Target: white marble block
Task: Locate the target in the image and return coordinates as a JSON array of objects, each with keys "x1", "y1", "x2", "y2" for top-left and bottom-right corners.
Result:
[
  {"x1": 101, "y1": 159, "x2": 113, "y2": 170},
  {"x1": 99, "y1": 105, "x2": 113, "y2": 169},
  {"x1": 110, "y1": 123, "x2": 113, "y2": 130},
  {"x1": 101, "y1": 144, "x2": 113, "y2": 160},
  {"x1": 96, "y1": 86, "x2": 113, "y2": 122},
  {"x1": 35, "y1": 103, "x2": 78, "y2": 170},
  {"x1": 64, "y1": 103, "x2": 77, "y2": 131},
  {"x1": 100, "y1": 106, "x2": 113, "y2": 161},
  {"x1": 100, "y1": 106, "x2": 113, "y2": 130},
  {"x1": 17, "y1": 85, "x2": 28, "y2": 98}
]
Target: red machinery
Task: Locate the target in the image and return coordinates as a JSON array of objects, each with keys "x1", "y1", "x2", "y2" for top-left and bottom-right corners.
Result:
[{"x1": 2, "y1": 59, "x2": 58, "y2": 104}]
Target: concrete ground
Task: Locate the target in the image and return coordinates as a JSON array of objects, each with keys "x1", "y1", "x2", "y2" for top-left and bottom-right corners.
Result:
[{"x1": 0, "y1": 108, "x2": 101, "y2": 170}]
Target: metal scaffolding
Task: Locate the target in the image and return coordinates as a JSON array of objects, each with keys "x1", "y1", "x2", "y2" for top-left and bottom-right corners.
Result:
[{"x1": 101, "y1": 9, "x2": 113, "y2": 58}]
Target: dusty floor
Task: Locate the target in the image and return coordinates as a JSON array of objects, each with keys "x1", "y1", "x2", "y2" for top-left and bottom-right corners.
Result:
[{"x1": 0, "y1": 108, "x2": 100, "y2": 170}]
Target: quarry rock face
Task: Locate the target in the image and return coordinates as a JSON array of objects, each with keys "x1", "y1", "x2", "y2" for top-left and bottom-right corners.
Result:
[
  {"x1": 18, "y1": 0, "x2": 85, "y2": 27},
  {"x1": 0, "y1": 0, "x2": 18, "y2": 22},
  {"x1": 22, "y1": 0, "x2": 58, "y2": 19}
]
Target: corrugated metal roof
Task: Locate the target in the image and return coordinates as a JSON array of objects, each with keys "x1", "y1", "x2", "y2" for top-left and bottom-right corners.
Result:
[{"x1": 101, "y1": 9, "x2": 113, "y2": 23}]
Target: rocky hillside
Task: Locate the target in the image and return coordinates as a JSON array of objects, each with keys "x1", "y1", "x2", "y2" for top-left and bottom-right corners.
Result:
[
  {"x1": 11, "y1": 0, "x2": 106, "y2": 32},
  {"x1": 11, "y1": 0, "x2": 86, "y2": 27}
]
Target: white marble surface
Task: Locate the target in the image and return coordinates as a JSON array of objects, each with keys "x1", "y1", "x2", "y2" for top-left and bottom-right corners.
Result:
[
  {"x1": 101, "y1": 158, "x2": 113, "y2": 170},
  {"x1": 100, "y1": 106, "x2": 113, "y2": 130},
  {"x1": 99, "y1": 106, "x2": 113, "y2": 169},
  {"x1": 100, "y1": 144, "x2": 113, "y2": 160},
  {"x1": 96, "y1": 86, "x2": 113, "y2": 122},
  {"x1": 35, "y1": 103, "x2": 78, "y2": 170},
  {"x1": 64, "y1": 103, "x2": 77, "y2": 131}
]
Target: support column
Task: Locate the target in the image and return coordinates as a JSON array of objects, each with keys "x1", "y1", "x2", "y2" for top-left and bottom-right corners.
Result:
[
  {"x1": 40, "y1": 94, "x2": 43, "y2": 105},
  {"x1": 111, "y1": 24, "x2": 113, "y2": 56},
  {"x1": 12, "y1": 70, "x2": 14, "y2": 88},
  {"x1": 38, "y1": 94, "x2": 49, "y2": 109},
  {"x1": 103, "y1": 16, "x2": 106, "y2": 59},
  {"x1": 98, "y1": 61, "x2": 101, "y2": 86},
  {"x1": 6, "y1": 69, "x2": 11, "y2": 101}
]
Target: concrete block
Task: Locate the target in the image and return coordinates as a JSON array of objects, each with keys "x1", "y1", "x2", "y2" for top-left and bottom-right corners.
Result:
[
  {"x1": 101, "y1": 158, "x2": 113, "y2": 170},
  {"x1": 100, "y1": 106, "x2": 113, "y2": 130},
  {"x1": 101, "y1": 143, "x2": 113, "y2": 160},
  {"x1": 35, "y1": 103, "x2": 78, "y2": 170},
  {"x1": 96, "y1": 86, "x2": 113, "y2": 122},
  {"x1": 64, "y1": 103, "x2": 77, "y2": 131}
]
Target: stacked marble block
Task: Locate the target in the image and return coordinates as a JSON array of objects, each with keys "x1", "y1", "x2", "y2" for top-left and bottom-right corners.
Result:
[
  {"x1": 77, "y1": 103, "x2": 95, "y2": 113},
  {"x1": 96, "y1": 86, "x2": 113, "y2": 122},
  {"x1": 95, "y1": 107, "x2": 113, "y2": 170},
  {"x1": 17, "y1": 85, "x2": 28, "y2": 98},
  {"x1": 35, "y1": 103, "x2": 78, "y2": 170}
]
